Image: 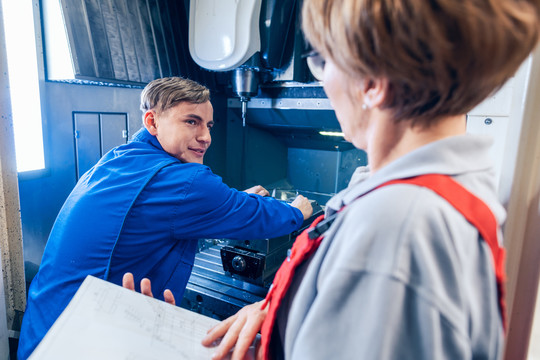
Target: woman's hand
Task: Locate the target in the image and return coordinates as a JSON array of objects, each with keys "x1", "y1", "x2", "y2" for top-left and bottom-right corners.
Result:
[
  {"x1": 201, "y1": 301, "x2": 268, "y2": 360},
  {"x1": 122, "y1": 272, "x2": 176, "y2": 305}
]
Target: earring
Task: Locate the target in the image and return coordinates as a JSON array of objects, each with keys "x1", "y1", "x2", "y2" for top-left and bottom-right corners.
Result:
[{"x1": 361, "y1": 103, "x2": 368, "y2": 110}]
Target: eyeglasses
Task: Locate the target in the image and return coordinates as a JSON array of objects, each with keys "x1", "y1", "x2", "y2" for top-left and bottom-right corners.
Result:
[{"x1": 302, "y1": 50, "x2": 325, "y2": 81}]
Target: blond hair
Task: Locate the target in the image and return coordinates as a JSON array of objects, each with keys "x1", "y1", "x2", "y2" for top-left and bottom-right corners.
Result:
[
  {"x1": 302, "y1": 0, "x2": 540, "y2": 126},
  {"x1": 140, "y1": 77, "x2": 210, "y2": 114}
]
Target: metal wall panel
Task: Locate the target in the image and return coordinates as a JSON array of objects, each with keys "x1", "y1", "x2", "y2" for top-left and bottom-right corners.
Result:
[
  {"x1": 17, "y1": 83, "x2": 143, "y2": 297},
  {"x1": 100, "y1": 113, "x2": 128, "y2": 154},
  {"x1": 54, "y1": 0, "x2": 209, "y2": 85},
  {"x1": 133, "y1": 0, "x2": 161, "y2": 82},
  {"x1": 287, "y1": 147, "x2": 367, "y2": 198},
  {"x1": 74, "y1": 112, "x2": 128, "y2": 179},
  {"x1": 112, "y1": 0, "x2": 141, "y2": 82},
  {"x1": 148, "y1": 0, "x2": 170, "y2": 77},
  {"x1": 74, "y1": 113, "x2": 101, "y2": 178},
  {"x1": 100, "y1": 0, "x2": 128, "y2": 80},
  {"x1": 63, "y1": 0, "x2": 97, "y2": 77},
  {"x1": 85, "y1": 0, "x2": 114, "y2": 78}
]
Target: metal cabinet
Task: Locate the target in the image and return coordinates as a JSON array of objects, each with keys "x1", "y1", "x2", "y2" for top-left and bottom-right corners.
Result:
[{"x1": 73, "y1": 112, "x2": 128, "y2": 179}]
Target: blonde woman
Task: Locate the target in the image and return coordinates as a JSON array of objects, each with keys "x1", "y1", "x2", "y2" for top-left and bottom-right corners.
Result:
[{"x1": 202, "y1": 0, "x2": 540, "y2": 359}]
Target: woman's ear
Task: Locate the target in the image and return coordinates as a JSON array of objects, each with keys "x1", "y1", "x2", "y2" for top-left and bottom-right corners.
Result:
[
  {"x1": 362, "y1": 77, "x2": 389, "y2": 109},
  {"x1": 143, "y1": 110, "x2": 158, "y2": 136}
]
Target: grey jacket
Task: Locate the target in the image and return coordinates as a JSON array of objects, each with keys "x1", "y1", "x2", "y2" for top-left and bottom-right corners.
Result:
[{"x1": 276, "y1": 134, "x2": 505, "y2": 360}]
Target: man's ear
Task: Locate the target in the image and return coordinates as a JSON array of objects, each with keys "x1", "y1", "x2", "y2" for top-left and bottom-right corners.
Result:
[
  {"x1": 362, "y1": 77, "x2": 389, "y2": 109},
  {"x1": 143, "y1": 110, "x2": 158, "y2": 136}
]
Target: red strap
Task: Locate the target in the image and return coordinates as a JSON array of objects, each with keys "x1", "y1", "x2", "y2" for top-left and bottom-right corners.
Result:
[
  {"x1": 260, "y1": 174, "x2": 506, "y2": 360},
  {"x1": 260, "y1": 214, "x2": 326, "y2": 360}
]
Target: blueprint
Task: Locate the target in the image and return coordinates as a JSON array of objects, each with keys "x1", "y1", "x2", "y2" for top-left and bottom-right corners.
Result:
[{"x1": 29, "y1": 275, "x2": 222, "y2": 359}]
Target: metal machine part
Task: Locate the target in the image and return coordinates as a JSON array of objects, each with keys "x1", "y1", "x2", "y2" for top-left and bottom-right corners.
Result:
[
  {"x1": 180, "y1": 245, "x2": 267, "y2": 321},
  {"x1": 232, "y1": 66, "x2": 261, "y2": 190},
  {"x1": 221, "y1": 246, "x2": 265, "y2": 280},
  {"x1": 188, "y1": 0, "x2": 262, "y2": 72},
  {"x1": 220, "y1": 196, "x2": 323, "y2": 286},
  {"x1": 232, "y1": 67, "x2": 260, "y2": 126},
  {"x1": 181, "y1": 198, "x2": 324, "y2": 320}
]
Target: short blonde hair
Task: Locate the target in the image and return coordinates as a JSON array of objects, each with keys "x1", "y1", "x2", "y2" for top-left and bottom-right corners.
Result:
[
  {"x1": 140, "y1": 77, "x2": 210, "y2": 114},
  {"x1": 302, "y1": 0, "x2": 540, "y2": 126}
]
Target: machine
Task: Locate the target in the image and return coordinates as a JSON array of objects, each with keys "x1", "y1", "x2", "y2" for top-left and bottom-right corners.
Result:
[
  {"x1": 221, "y1": 195, "x2": 323, "y2": 286},
  {"x1": 181, "y1": 197, "x2": 324, "y2": 320},
  {"x1": 178, "y1": 0, "x2": 367, "y2": 320}
]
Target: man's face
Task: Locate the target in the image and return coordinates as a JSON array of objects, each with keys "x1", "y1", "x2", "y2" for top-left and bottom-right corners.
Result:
[{"x1": 144, "y1": 101, "x2": 214, "y2": 164}]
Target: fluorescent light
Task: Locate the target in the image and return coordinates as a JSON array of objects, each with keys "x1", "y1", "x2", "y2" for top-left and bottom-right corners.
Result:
[{"x1": 319, "y1": 131, "x2": 344, "y2": 137}]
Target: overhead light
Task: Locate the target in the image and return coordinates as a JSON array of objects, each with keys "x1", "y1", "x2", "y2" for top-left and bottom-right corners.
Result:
[{"x1": 319, "y1": 131, "x2": 344, "y2": 137}]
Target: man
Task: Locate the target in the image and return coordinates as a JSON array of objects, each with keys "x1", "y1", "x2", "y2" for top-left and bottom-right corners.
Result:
[{"x1": 18, "y1": 77, "x2": 312, "y2": 359}]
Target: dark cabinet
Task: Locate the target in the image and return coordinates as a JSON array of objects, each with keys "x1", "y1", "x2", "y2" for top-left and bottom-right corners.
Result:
[{"x1": 73, "y1": 112, "x2": 128, "y2": 179}]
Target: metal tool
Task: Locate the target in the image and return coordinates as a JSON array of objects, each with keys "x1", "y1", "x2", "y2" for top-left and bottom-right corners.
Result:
[{"x1": 232, "y1": 67, "x2": 259, "y2": 127}]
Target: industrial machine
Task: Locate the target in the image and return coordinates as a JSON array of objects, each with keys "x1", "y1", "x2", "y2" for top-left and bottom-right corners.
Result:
[
  {"x1": 180, "y1": 197, "x2": 324, "y2": 321},
  {"x1": 189, "y1": 0, "x2": 306, "y2": 122},
  {"x1": 178, "y1": 0, "x2": 367, "y2": 320},
  {"x1": 221, "y1": 196, "x2": 323, "y2": 287}
]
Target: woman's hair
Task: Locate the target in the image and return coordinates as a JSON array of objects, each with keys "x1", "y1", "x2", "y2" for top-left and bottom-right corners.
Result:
[
  {"x1": 302, "y1": 0, "x2": 540, "y2": 126},
  {"x1": 140, "y1": 77, "x2": 211, "y2": 114}
]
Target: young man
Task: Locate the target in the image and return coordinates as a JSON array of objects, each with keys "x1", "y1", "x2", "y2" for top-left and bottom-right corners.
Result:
[{"x1": 18, "y1": 77, "x2": 312, "y2": 359}]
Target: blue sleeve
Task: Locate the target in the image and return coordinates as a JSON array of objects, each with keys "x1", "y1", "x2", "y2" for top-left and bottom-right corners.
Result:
[{"x1": 171, "y1": 166, "x2": 304, "y2": 240}]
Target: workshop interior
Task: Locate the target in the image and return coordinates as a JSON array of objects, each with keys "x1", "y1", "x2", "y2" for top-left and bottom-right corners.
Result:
[
  {"x1": 1, "y1": 0, "x2": 539, "y2": 359},
  {"x1": 27, "y1": 0, "x2": 370, "y2": 321}
]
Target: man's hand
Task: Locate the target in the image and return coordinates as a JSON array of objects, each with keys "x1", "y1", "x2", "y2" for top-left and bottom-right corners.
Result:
[
  {"x1": 291, "y1": 195, "x2": 313, "y2": 220},
  {"x1": 122, "y1": 272, "x2": 176, "y2": 305},
  {"x1": 243, "y1": 185, "x2": 270, "y2": 197},
  {"x1": 201, "y1": 301, "x2": 267, "y2": 360}
]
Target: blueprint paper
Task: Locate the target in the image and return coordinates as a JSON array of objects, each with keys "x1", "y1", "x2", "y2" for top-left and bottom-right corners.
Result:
[{"x1": 29, "y1": 275, "x2": 221, "y2": 359}]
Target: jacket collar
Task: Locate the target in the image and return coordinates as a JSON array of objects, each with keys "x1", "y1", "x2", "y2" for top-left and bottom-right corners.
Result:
[
  {"x1": 130, "y1": 128, "x2": 165, "y2": 152},
  {"x1": 327, "y1": 134, "x2": 495, "y2": 211}
]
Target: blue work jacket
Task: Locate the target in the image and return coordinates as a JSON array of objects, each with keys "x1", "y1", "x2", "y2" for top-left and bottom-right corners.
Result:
[{"x1": 18, "y1": 128, "x2": 303, "y2": 359}]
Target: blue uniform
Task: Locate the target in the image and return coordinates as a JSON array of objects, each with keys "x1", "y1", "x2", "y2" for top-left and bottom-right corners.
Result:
[{"x1": 18, "y1": 128, "x2": 303, "y2": 359}]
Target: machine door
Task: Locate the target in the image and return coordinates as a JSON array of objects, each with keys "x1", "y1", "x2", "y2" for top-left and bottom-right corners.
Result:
[{"x1": 74, "y1": 112, "x2": 128, "y2": 179}]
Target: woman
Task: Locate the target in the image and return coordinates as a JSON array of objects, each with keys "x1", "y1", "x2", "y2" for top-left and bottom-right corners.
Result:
[
  {"x1": 130, "y1": 0, "x2": 540, "y2": 358},
  {"x1": 200, "y1": 0, "x2": 540, "y2": 359}
]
